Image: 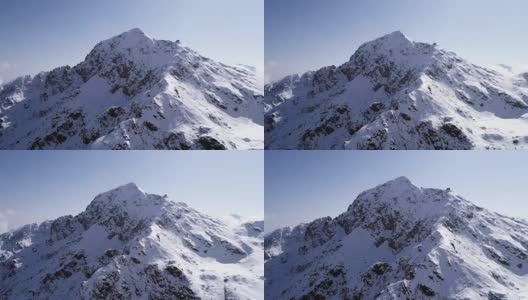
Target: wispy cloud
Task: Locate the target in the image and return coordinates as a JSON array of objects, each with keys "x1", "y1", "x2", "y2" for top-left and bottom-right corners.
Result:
[
  {"x1": 0, "y1": 209, "x2": 15, "y2": 234},
  {"x1": 519, "y1": 64, "x2": 528, "y2": 73},
  {"x1": 0, "y1": 62, "x2": 10, "y2": 70},
  {"x1": 0, "y1": 61, "x2": 12, "y2": 86},
  {"x1": 255, "y1": 65, "x2": 265, "y2": 92},
  {"x1": 264, "y1": 60, "x2": 278, "y2": 84},
  {"x1": 0, "y1": 216, "x2": 8, "y2": 233}
]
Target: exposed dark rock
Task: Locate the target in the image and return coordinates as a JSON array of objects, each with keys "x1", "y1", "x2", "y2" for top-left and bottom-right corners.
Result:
[
  {"x1": 198, "y1": 136, "x2": 226, "y2": 150},
  {"x1": 143, "y1": 121, "x2": 158, "y2": 132},
  {"x1": 417, "y1": 284, "x2": 435, "y2": 297}
]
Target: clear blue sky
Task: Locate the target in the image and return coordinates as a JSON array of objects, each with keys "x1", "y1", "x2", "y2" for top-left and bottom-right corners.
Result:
[
  {"x1": 0, "y1": 151, "x2": 263, "y2": 233},
  {"x1": 0, "y1": 0, "x2": 263, "y2": 84},
  {"x1": 265, "y1": 151, "x2": 528, "y2": 232},
  {"x1": 265, "y1": 0, "x2": 528, "y2": 82}
]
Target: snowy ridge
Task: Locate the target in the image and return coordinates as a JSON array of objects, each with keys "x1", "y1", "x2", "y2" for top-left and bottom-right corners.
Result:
[
  {"x1": 0, "y1": 183, "x2": 264, "y2": 299},
  {"x1": 265, "y1": 177, "x2": 528, "y2": 299},
  {"x1": 265, "y1": 31, "x2": 528, "y2": 149},
  {"x1": 0, "y1": 28, "x2": 263, "y2": 150}
]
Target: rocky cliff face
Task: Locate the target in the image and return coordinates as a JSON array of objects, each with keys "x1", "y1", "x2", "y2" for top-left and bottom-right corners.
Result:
[
  {"x1": 0, "y1": 28, "x2": 263, "y2": 150},
  {"x1": 265, "y1": 177, "x2": 528, "y2": 299},
  {"x1": 265, "y1": 31, "x2": 528, "y2": 150},
  {"x1": 0, "y1": 183, "x2": 264, "y2": 299}
]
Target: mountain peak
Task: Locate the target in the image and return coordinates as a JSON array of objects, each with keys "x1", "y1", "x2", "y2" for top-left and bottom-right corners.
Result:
[
  {"x1": 384, "y1": 175, "x2": 413, "y2": 185},
  {"x1": 115, "y1": 182, "x2": 144, "y2": 194},
  {"x1": 109, "y1": 27, "x2": 154, "y2": 46},
  {"x1": 0, "y1": 185, "x2": 264, "y2": 299},
  {"x1": 383, "y1": 30, "x2": 410, "y2": 41},
  {"x1": 84, "y1": 183, "x2": 173, "y2": 227},
  {"x1": 124, "y1": 27, "x2": 146, "y2": 36},
  {"x1": 345, "y1": 30, "x2": 433, "y2": 70},
  {"x1": 0, "y1": 28, "x2": 263, "y2": 150},
  {"x1": 265, "y1": 29, "x2": 528, "y2": 150},
  {"x1": 346, "y1": 176, "x2": 469, "y2": 221},
  {"x1": 266, "y1": 180, "x2": 528, "y2": 299},
  {"x1": 89, "y1": 28, "x2": 155, "y2": 55},
  {"x1": 117, "y1": 27, "x2": 151, "y2": 40},
  {"x1": 375, "y1": 176, "x2": 418, "y2": 191},
  {"x1": 361, "y1": 30, "x2": 414, "y2": 50},
  {"x1": 91, "y1": 182, "x2": 148, "y2": 206},
  {"x1": 346, "y1": 176, "x2": 426, "y2": 212}
]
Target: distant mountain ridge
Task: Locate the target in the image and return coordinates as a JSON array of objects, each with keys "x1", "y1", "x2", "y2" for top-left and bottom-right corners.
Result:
[
  {"x1": 0, "y1": 183, "x2": 264, "y2": 299},
  {"x1": 0, "y1": 28, "x2": 263, "y2": 149},
  {"x1": 265, "y1": 177, "x2": 528, "y2": 299},
  {"x1": 265, "y1": 31, "x2": 528, "y2": 149}
]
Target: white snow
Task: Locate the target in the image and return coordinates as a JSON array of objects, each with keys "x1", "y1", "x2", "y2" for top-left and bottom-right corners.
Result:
[
  {"x1": 265, "y1": 177, "x2": 528, "y2": 299},
  {"x1": 0, "y1": 29, "x2": 263, "y2": 150},
  {"x1": 0, "y1": 183, "x2": 263, "y2": 299},
  {"x1": 265, "y1": 31, "x2": 528, "y2": 149}
]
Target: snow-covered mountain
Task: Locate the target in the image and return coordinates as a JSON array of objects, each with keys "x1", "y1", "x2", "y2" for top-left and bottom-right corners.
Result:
[
  {"x1": 265, "y1": 177, "x2": 528, "y2": 299},
  {"x1": 0, "y1": 183, "x2": 264, "y2": 299},
  {"x1": 264, "y1": 31, "x2": 528, "y2": 149},
  {"x1": 0, "y1": 28, "x2": 263, "y2": 150}
]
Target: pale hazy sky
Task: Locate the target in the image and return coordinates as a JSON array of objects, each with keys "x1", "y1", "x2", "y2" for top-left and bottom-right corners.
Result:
[
  {"x1": 0, "y1": 0, "x2": 263, "y2": 84},
  {"x1": 0, "y1": 151, "x2": 263, "y2": 233},
  {"x1": 266, "y1": 151, "x2": 528, "y2": 232},
  {"x1": 265, "y1": 0, "x2": 528, "y2": 82}
]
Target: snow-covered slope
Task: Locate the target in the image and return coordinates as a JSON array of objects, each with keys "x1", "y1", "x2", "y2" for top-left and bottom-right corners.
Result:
[
  {"x1": 265, "y1": 177, "x2": 528, "y2": 299},
  {"x1": 265, "y1": 31, "x2": 528, "y2": 149},
  {"x1": 0, "y1": 183, "x2": 264, "y2": 299},
  {"x1": 0, "y1": 28, "x2": 263, "y2": 150}
]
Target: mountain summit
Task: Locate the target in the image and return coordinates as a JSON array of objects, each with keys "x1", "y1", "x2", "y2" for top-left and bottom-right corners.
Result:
[
  {"x1": 0, "y1": 29, "x2": 263, "y2": 150},
  {"x1": 100, "y1": 28, "x2": 154, "y2": 47},
  {"x1": 353, "y1": 31, "x2": 414, "y2": 55},
  {"x1": 0, "y1": 184, "x2": 264, "y2": 299},
  {"x1": 265, "y1": 177, "x2": 528, "y2": 299},
  {"x1": 265, "y1": 31, "x2": 528, "y2": 150}
]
